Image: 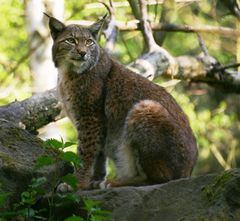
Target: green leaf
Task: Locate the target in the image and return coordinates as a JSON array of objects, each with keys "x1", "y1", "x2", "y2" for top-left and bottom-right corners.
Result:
[
  {"x1": 30, "y1": 177, "x2": 47, "y2": 189},
  {"x1": 64, "y1": 215, "x2": 84, "y2": 221},
  {"x1": 60, "y1": 151, "x2": 81, "y2": 166},
  {"x1": 20, "y1": 191, "x2": 37, "y2": 205},
  {"x1": 92, "y1": 214, "x2": 111, "y2": 221},
  {"x1": 83, "y1": 199, "x2": 100, "y2": 211},
  {"x1": 63, "y1": 141, "x2": 76, "y2": 148},
  {"x1": 34, "y1": 156, "x2": 54, "y2": 170},
  {"x1": 0, "y1": 192, "x2": 12, "y2": 207},
  {"x1": 60, "y1": 193, "x2": 81, "y2": 204},
  {"x1": 44, "y1": 138, "x2": 64, "y2": 149},
  {"x1": 44, "y1": 138, "x2": 76, "y2": 150},
  {"x1": 61, "y1": 174, "x2": 78, "y2": 189}
]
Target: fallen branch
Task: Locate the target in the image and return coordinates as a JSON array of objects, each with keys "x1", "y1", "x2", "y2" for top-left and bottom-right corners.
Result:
[{"x1": 0, "y1": 89, "x2": 61, "y2": 134}]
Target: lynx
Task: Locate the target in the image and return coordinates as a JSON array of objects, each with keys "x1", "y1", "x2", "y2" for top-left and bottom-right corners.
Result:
[{"x1": 46, "y1": 14, "x2": 198, "y2": 190}]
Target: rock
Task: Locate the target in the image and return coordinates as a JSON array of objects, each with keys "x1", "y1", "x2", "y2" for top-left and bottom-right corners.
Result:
[
  {"x1": 0, "y1": 118, "x2": 240, "y2": 221},
  {"x1": 81, "y1": 169, "x2": 240, "y2": 221},
  {"x1": 42, "y1": 169, "x2": 240, "y2": 221},
  {"x1": 0, "y1": 119, "x2": 72, "y2": 210}
]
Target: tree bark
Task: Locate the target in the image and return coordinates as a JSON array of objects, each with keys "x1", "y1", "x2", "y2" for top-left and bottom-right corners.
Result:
[{"x1": 0, "y1": 89, "x2": 60, "y2": 134}]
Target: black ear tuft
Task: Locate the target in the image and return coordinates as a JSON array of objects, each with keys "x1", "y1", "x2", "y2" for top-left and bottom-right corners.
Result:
[
  {"x1": 44, "y1": 12, "x2": 65, "y2": 40},
  {"x1": 88, "y1": 14, "x2": 108, "y2": 39}
]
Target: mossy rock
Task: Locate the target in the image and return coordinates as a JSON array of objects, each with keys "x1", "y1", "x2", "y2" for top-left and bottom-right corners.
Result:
[
  {"x1": 41, "y1": 169, "x2": 240, "y2": 221},
  {"x1": 0, "y1": 119, "x2": 72, "y2": 210}
]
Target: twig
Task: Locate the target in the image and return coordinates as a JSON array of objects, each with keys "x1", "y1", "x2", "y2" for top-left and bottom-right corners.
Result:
[
  {"x1": 119, "y1": 33, "x2": 135, "y2": 60},
  {"x1": 99, "y1": 0, "x2": 114, "y2": 17},
  {"x1": 197, "y1": 33, "x2": 209, "y2": 57},
  {"x1": 100, "y1": 0, "x2": 118, "y2": 53},
  {"x1": 138, "y1": 0, "x2": 158, "y2": 52},
  {"x1": 210, "y1": 144, "x2": 230, "y2": 170},
  {"x1": 215, "y1": 63, "x2": 240, "y2": 71},
  {"x1": 8, "y1": 35, "x2": 48, "y2": 74},
  {"x1": 154, "y1": 0, "x2": 176, "y2": 45}
]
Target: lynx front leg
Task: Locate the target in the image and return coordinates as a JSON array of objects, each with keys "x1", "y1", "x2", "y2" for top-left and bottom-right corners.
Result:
[
  {"x1": 92, "y1": 150, "x2": 106, "y2": 181},
  {"x1": 75, "y1": 116, "x2": 106, "y2": 190}
]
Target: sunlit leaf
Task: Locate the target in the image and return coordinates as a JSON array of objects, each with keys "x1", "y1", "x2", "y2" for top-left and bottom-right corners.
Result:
[{"x1": 44, "y1": 138, "x2": 64, "y2": 149}]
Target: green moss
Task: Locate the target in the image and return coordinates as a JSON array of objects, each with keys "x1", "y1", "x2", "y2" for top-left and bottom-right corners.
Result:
[
  {"x1": 0, "y1": 153, "x2": 15, "y2": 167},
  {"x1": 202, "y1": 170, "x2": 234, "y2": 203}
]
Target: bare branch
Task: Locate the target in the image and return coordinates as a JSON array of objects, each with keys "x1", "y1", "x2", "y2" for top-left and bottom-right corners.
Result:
[
  {"x1": 100, "y1": 0, "x2": 119, "y2": 53},
  {"x1": 151, "y1": 23, "x2": 240, "y2": 37},
  {"x1": 197, "y1": 33, "x2": 209, "y2": 57},
  {"x1": 138, "y1": 0, "x2": 156, "y2": 51},
  {"x1": 130, "y1": 0, "x2": 158, "y2": 52},
  {"x1": 129, "y1": 52, "x2": 240, "y2": 93},
  {"x1": 154, "y1": 0, "x2": 176, "y2": 46},
  {"x1": 215, "y1": 63, "x2": 240, "y2": 71},
  {"x1": 70, "y1": 20, "x2": 240, "y2": 37},
  {"x1": 85, "y1": 0, "x2": 200, "y2": 9},
  {"x1": 127, "y1": 0, "x2": 141, "y2": 20}
]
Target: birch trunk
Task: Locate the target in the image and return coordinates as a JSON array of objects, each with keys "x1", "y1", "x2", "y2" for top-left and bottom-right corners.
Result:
[{"x1": 25, "y1": 0, "x2": 64, "y2": 138}]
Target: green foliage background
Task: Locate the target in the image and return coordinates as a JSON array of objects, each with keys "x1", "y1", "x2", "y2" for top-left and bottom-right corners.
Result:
[{"x1": 0, "y1": 0, "x2": 239, "y2": 176}]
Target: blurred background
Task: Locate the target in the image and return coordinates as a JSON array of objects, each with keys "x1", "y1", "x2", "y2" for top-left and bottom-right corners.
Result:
[{"x1": 0, "y1": 0, "x2": 240, "y2": 176}]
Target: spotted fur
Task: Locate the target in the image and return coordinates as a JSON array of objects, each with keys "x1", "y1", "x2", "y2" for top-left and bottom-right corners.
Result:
[{"x1": 48, "y1": 16, "x2": 198, "y2": 189}]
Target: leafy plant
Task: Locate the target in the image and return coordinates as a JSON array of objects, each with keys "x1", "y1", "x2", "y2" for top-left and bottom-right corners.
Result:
[
  {"x1": 0, "y1": 138, "x2": 110, "y2": 221},
  {"x1": 44, "y1": 137, "x2": 76, "y2": 151},
  {"x1": 82, "y1": 199, "x2": 111, "y2": 221},
  {"x1": 0, "y1": 177, "x2": 48, "y2": 220}
]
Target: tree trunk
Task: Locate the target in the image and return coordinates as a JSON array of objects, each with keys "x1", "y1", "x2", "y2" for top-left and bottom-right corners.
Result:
[
  {"x1": 25, "y1": 0, "x2": 64, "y2": 138},
  {"x1": 25, "y1": 0, "x2": 64, "y2": 93}
]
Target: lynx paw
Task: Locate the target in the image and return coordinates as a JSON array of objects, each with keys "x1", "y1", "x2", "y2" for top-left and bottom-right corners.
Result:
[
  {"x1": 88, "y1": 180, "x2": 109, "y2": 189},
  {"x1": 99, "y1": 180, "x2": 112, "y2": 189},
  {"x1": 56, "y1": 182, "x2": 73, "y2": 193}
]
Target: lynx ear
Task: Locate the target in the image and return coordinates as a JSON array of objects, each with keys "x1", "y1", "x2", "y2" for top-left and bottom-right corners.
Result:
[
  {"x1": 44, "y1": 13, "x2": 65, "y2": 40},
  {"x1": 88, "y1": 14, "x2": 108, "y2": 39}
]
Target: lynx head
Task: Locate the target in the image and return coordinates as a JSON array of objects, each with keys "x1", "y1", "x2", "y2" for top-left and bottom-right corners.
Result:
[{"x1": 46, "y1": 14, "x2": 106, "y2": 74}]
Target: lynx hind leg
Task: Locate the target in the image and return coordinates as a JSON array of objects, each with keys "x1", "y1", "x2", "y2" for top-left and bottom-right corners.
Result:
[
  {"x1": 98, "y1": 141, "x2": 148, "y2": 189},
  {"x1": 101, "y1": 100, "x2": 175, "y2": 189},
  {"x1": 120, "y1": 100, "x2": 183, "y2": 185}
]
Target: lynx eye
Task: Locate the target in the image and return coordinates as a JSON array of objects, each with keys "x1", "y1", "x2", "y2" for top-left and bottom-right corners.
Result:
[
  {"x1": 85, "y1": 39, "x2": 94, "y2": 46},
  {"x1": 65, "y1": 38, "x2": 76, "y2": 44}
]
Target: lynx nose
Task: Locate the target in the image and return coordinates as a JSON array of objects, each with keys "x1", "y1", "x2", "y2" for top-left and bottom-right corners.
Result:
[
  {"x1": 80, "y1": 51, "x2": 86, "y2": 57},
  {"x1": 79, "y1": 51, "x2": 86, "y2": 59}
]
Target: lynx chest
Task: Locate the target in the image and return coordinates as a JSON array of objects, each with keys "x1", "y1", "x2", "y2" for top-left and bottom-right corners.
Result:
[{"x1": 57, "y1": 72, "x2": 104, "y2": 121}]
